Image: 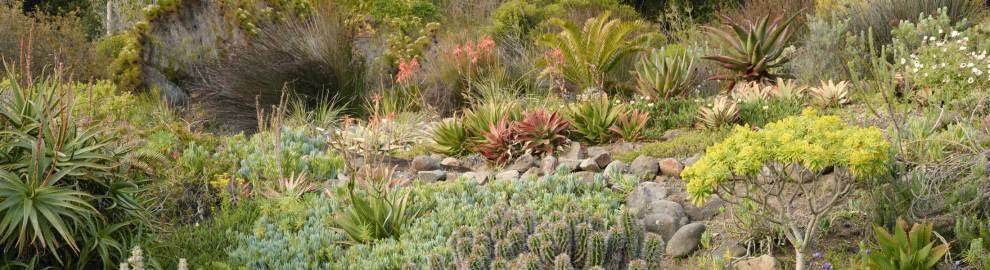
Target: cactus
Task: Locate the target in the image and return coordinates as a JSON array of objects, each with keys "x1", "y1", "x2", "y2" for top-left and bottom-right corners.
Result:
[
  {"x1": 642, "y1": 232, "x2": 665, "y2": 270},
  {"x1": 627, "y1": 259, "x2": 647, "y2": 270},
  {"x1": 491, "y1": 258, "x2": 510, "y2": 270},
  {"x1": 585, "y1": 231, "x2": 608, "y2": 268},
  {"x1": 553, "y1": 254, "x2": 575, "y2": 270}
]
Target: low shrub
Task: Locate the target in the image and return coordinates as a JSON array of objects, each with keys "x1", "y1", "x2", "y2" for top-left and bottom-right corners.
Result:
[
  {"x1": 614, "y1": 128, "x2": 730, "y2": 162},
  {"x1": 847, "y1": 0, "x2": 985, "y2": 48},
  {"x1": 862, "y1": 218, "x2": 949, "y2": 270},
  {"x1": 489, "y1": 0, "x2": 640, "y2": 40},
  {"x1": 0, "y1": 5, "x2": 100, "y2": 79}
]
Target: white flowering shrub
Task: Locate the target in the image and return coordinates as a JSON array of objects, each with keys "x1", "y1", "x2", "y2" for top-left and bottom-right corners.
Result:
[{"x1": 895, "y1": 9, "x2": 990, "y2": 106}]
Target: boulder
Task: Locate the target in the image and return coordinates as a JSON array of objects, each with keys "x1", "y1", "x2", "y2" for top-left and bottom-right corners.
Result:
[
  {"x1": 659, "y1": 158, "x2": 684, "y2": 177},
  {"x1": 463, "y1": 172, "x2": 490, "y2": 185},
  {"x1": 572, "y1": 171, "x2": 599, "y2": 184},
  {"x1": 143, "y1": 66, "x2": 189, "y2": 106},
  {"x1": 440, "y1": 157, "x2": 461, "y2": 167},
  {"x1": 560, "y1": 141, "x2": 585, "y2": 160},
  {"x1": 416, "y1": 170, "x2": 446, "y2": 183},
  {"x1": 666, "y1": 223, "x2": 706, "y2": 257},
  {"x1": 630, "y1": 155, "x2": 660, "y2": 180},
  {"x1": 681, "y1": 153, "x2": 702, "y2": 167},
  {"x1": 587, "y1": 146, "x2": 609, "y2": 158},
  {"x1": 639, "y1": 199, "x2": 688, "y2": 240},
  {"x1": 508, "y1": 153, "x2": 537, "y2": 172},
  {"x1": 580, "y1": 152, "x2": 612, "y2": 172},
  {"x1": 540, "y1": 155, "x2": 558, "y2": 175},
  {"x1": 714, "y1": 240, "x2": 747, "y2": 258},
  {"x1": 603, "y1": 160, "x2": 626, "y2": 176},
  {"x1": 558, "y1": 159, "x2": 582, "y2": 173},
  {"x1": 580, "y1": 158, "x2": 602, "y2": 172},
  {"x1": 734, "y1": 255, "x2": 777, "y2": 270},
  {"x1": 411, "y1": 155, "x2": 441, "y2": 172},
  {"x1": 496, "y1": 170, "x2": 520, "y2": 182},
  {"x1": 626, "y1": 182, "x2": 669, "y2": 211}
]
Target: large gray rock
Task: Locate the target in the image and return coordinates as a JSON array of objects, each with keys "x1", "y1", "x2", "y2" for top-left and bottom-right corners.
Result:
[
  {"x1": 560, "y1": 141, "x2": 585, "y2": 160},
  {"x1": 684, "y1": 195, "x2": 726, "y2": 221},
  {"x1": 411, "y1": 155, "x2": 441, "y2": 172},
  {"x1": 462, "y1": 172, "x2": 490, "y2": 185},
  {"x1": 659, "y1": 158, "x2": 684, "y2": 177},
  {"x1": 143, "y1": 66, "x2": 189, "y2": 106},
  {"x1": 639, "y1": 199, "x2": 689, "y2": 240},
  {"x1": 440, "y1": 157, "x2": 461, "y2": 167},
  {"x1": 734, "y1": 255, "x2": 777, "y2": 270},
  {"x1": 521, "y1": 167, "x2": 542, "y2": 180},
  {"x1": 630, "y1": 155, "x2": 660, "y2": 180},
  {"x1": 587, "y1": 146, "x2": 609, "y2": 158},
  {"x1": 496, "y1": 170, "x2": 520, "y2": 182},
  {"x1": 714, "y1": 240, "x2": 747, "y2": 258},
  {"x1": 666, "y1": 223, "x2": 706, "y2": 257},
  {"x1": 416, "y1": 170, "x2": 446, "y2": 183},
  {"x1": 541, "y1": 155, "x2": 558, "y2": 175},
  {"x1": 558, "y1": 159, "x2": 582, "y2": 173},
  {"x1": 626, "y1": 182, "x2": 668, "y2": 211},
  {"x1": 681, "y1": 153, "x2": 702, "y2": 167},
  {"x1": 508, "y1": 153, "x2": 537, "y2": 172},
  {"x1": 572, "y1": 171, "x2": 599, "y2": 184}
]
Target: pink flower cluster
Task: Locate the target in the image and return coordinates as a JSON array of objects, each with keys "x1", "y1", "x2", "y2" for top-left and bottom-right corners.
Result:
[
  {"x1": 396, "y1": 57, "x2": 420, "y2": 84},
  {"x1": 451, "y1": 35, "x2": 497, "y2": 64},
  {"x1": 544, "y1": 47, "x2": 564, "y2": 65}
]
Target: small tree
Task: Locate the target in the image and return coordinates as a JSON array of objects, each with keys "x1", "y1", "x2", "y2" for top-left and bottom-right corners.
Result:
[{"x1": 682, "y1": 108, "x2": 890, "y2": 270}]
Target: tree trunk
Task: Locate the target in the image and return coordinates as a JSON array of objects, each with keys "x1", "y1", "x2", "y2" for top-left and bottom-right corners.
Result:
[{"x1": 794, "y1": 245, "x2": 805, "y2": 270}]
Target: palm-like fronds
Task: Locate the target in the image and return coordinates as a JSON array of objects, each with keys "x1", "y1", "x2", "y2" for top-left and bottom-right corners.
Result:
[
  {"x1": 333, "y1": 166, "x2": 426, "y2": 245},
  {"x1": 703, "y1": 13, "x2": 799, "y2": 91},
  {"x1": 540, "y1": 12, "x2": 648, "y2": 93},
  {"x1": 634, "y1": 47, "x2": 696, "y2": 99}
]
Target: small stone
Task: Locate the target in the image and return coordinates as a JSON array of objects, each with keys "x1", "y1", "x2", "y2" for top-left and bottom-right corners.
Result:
[
  {"x1": 659, "y1": 158, "x2": 684, "y2": 177},
  {"x1": 681, "y1": 153, "x2": 702, "y2": 167},
  {"x1": 714, "y1": 240, "x2": 747, "y2": 258},
  {"x1": 580, "y1": 158, "x2": 601, "y2": 172},
  {"x1": 441, "y1": 157, "x2": 461, "y2": 167},
  {"x1": 508, "y1": 153, "x2": 537, "y2": 172},
  {"x1": 463, "y1": 172, "x2": 490, "y2": 185},
  {"x1": 603, "y1": 160, "x2": 626, "y2": 176},
  {"x1": 411, "y1": 155, "x2": 441, "y2": 172},
  {"x1": 630, "y1": 155, "x2": 660, "y2": 180},
  {"x1": 684, "y1": 195, "x2": 725, "y2": 221},
  {"x1": 557, "y1": 159, "x2": 582, "y2": 173},
  {"x1": 666, "y1": 223, "x2": 706, "y2": 257},
  {"x1": 572, "y1": 171, "x2": 598, "y2": 184},
  {"x1": 521, "y1": 167, "x2": 543, "y2": 180},
  {"x1": 580, "y1": 152, "x2": 612, "y2": 172},
  {"x1": 587, "y1": 146, "x2": 609, "y2": 158},
  {"x1": 661, "y1": 128, "x2": 686, "y2": 141},
  {"x1": 496, "y1": 170, "x2": 520, "y2": 182},
  {"x1": 446, "y1": 172, "x2": 461, "y2": 182},
  {"x1": 560, "y1": 142, "x2": 585, "y2": 160},
  {"x1": 416, "y1": 170, "x2": 446, "y2": 183},
  {"x1": 541, "y1": 155, "x2": 558, "y2": 175},
  {"x1": 734, "y1": 255, "x2": 777, "y2": 270}
]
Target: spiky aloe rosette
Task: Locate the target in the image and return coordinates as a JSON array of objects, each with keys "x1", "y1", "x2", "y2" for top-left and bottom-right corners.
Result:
[
  {"x1": 516, "y1": 110, "x2": 570, "y2": 157},
  {"x1": 703, "y1": 13, "x2": 799, "y2": 91}
]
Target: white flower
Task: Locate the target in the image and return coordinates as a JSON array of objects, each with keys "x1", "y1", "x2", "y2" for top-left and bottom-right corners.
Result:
[
  {"x1": 901, "y1": 58, "x2": 907, "y2": 64},
  {"x1": 648, "y1": 103, "x2": 654, "y2": 107},
  {"x1": 912, "y1": 68, "x2": 919, "y2": 73},
  {"x1": 939, "y1": 28, "x2": 944, "y2": 34},
  {"x1": 941, "y1": 63, "x2": 947, "y2": 68},
  {"x1": 973, "y1": 68, "x2": 983, "y2": 76},
  {"x1": 968, "y1": 62, "x2": 976, "y2": 68},
  {"x1": 951, "y1": 30, "x2": 960, "y2": 37},
  {"x1": 960, "y1": 46, "x2": 968, "y2": 51},
  {"x1": 968, "y1": 77, "x2": 976, "y2": 84},
  {"x1": 924, "y1": 72, "x2": 929, "y2": 77}
]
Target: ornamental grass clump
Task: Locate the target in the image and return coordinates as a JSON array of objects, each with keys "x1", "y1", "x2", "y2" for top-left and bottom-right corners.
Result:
[{"x1": 682, "y1": 108, "x2": 890, "y2": 270}]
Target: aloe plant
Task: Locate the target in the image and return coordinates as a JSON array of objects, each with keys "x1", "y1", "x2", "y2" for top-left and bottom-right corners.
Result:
[
  {"x1": 477, "y1": 117, "x2": 521, "y2": 165},
  {"x1": 515, "y1": 110, "x2": 570, "y2": 157},
  {"x1": 431, "y1": 119, "x2": 472, "y2": 156},
  {"x1": 540, "y1": 12, "x2": 648, "y2": 93},
  {"x1": 865, "y1": 218, "x2": 949, "y2": 270},
  {"x1": 699, "y1": 96, "x2": 739, "y2": 129},
  {"x1": 634, "y1": 47, "x2": 696, "y2": 99},
  {"x1": 611, "y1": 109, "x2": 649, "y2": 142},
  {"x1": 566, "y1": 97, "x2": 623, "y2": 145},
  {"x1": 703, "y1": 13, "x2": 799, "y2": 91}
]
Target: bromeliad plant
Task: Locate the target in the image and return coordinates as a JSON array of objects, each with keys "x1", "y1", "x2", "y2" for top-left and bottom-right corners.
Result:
[
  {"x1": 477, "y1": 117, "x2": 521, "y2": 165},
  {"x1": 864, "y1": 218, "x2": 949, "y2": 270},
  {"x1": 809, "y1": 80, "x2": 851, "y2": 107},
  {"x1": 515, "y1": 110, "x2": 570, "y2": 157},
  {"x1": 698, "y1": 96, "x2": 739, "y2": 129},
  {"x1": 539, "y1": 12, "x2": 648, "y2": 93},
  {"x1": 682, "y1": 108, "x2": 890, "y2": 270},
  {"x1": 703, "y1": 13, "x2": 799, "y2": 91},
  {"x1": 634, "y1": 46, "x2": 697, "y2": 100}
]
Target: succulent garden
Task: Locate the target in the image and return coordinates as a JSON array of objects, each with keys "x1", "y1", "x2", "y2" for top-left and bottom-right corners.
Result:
[{"x1": 4, "y1": 0, "x2": 990, "y2": 269}]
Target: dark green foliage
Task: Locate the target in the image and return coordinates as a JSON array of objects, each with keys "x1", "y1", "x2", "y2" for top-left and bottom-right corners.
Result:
[
  {"x1": 737, "y1": 99, "x2": 803, "y2": 128},
  {"x1": 145, "y1": 200, "x2": 261, "y2": 269},
  {"x1": 566, "y1": 97, "x2": 623, "y2": 145},
  {"x1": 449, "y1": 206, "x2": 661, "y2": 270},
  {"x1": 489, "y1": 0, "x2": 640, "y2": 40},
  {"x1": 848, "y1": 0, "x2": 986, "y2": 47},
  {"x1": 864, "y1": 218, "x2": 949, "y2": 269},
  {"x1": 703, "y1": 13, "x2": 799, "y2": 90}
]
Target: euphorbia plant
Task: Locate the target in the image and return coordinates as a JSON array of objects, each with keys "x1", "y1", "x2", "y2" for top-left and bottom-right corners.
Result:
[{"x1": 682, "y1": 108, "x2": 890, "y2": 270}]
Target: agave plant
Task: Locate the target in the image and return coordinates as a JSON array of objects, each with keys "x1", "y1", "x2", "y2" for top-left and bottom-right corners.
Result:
[
  {"x1": 261, "y1": 172, "x2": 316, "y2": 199},
  {"x1": 809, "y1": 80, "x2": 850, "y2": 107},
  {"x1": 540, "y1": 12, "x2": 648, "y2": 92},
  {"x1": 515, "y1": 110, "x2": 570, "y2": 157},
  {"x1": 770, "y1": 78, "x2": 808, "y2": 102},
  {"x1": 611, "y1": 109, "x2": 650, "y2": 142},
  {"x1": 566, "y1": 97, "x2": 623, "y2": 145},
  {"x1": 461, "y1": 100, "x2": 521, "y2": 146},
  {"x1": 703, "y1": 13, "x2": 799, "y2": 91},
  {"x1": 699, "y1": 96, "x2": 739, "y2": 129},
  {"x1": 732, "y1": 81, "x2": 772, "y2": 103},
  {"x1": 634, "y1": 46, "x2": 696, "y2": 99},
  {"x1": 333, "y1": 165, "x2": 427, "y2": 245},
  {"x1": 431, "y1": 119, "x2": 472, "y2": 156},
  {"x1": 476, "y1": 117, "x2": 520, "y2": 165},
  {"x1": 865, "y1": 218, "x2": 949, "y2": 270}
]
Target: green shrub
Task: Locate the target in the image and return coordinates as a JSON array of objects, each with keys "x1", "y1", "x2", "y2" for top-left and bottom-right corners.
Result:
[
  {"x1": 566, "y1": 97, "x2": 623, "y2": 145},
  {"x1": 615, "y1": 129, "x2": 729, "y2": 162},
  {"x1": 489, "y1": 0, "x2": 640, "y2": 39},
  {"x1": 863, "y1": 218, "x2": 949, "y2": 270},
  {"x1": 626, "y1": 96, "x2": 699, "y2": 137},
  {"x1": 634, "y1": 46, "x2": 697, "y2": 100},
  {"x1": 333, "y1": 166, "x2": 430, "y2": 244},
  {"x1": 432, "y1": 119, "x2": 473, "y2": 156},
  {"x1": 0, "y1": 5, "x2": 100, "y2": 79},
  {"x1": 847, "y1": 0, "x2": 985, "y2": 47},
  {"x1": 145, "y1": 200, "x2": 261, "y2": 269},
  {"x1": 737, "y1": 98, "x2": 803, "y2": 127},
  {"x1": 611, "y1": 109, "x2": 649, "y2": 142},
  {"x1": 539, "y1": 12, "x2": 647, "y2": 93},
  {"x1": 462, "y1": 100, "x2": 523, "y2": 146}
]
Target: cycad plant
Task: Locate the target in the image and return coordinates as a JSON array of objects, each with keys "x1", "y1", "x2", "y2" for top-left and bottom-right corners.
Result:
[
  {"x1": 540, "y1": 12, "x2": 648, "y2": 93},
  {"x1": 634, "y1": 46, "x2": 696, "y2": 99},
  {"x1": 566, "y1": 97, "x2": 623, "y2": 145},
  {"x1": 703, "y1": 13, "x2": 799, "y2": 91}
]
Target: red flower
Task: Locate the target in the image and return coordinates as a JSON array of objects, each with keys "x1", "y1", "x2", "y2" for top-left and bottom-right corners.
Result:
[
  {"x1": 396, "y1": 57, "x2": 420, "y2": 84},
  {"x1": 479, "y1": 35, "x2": 496, "y2": 53}
]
